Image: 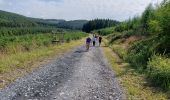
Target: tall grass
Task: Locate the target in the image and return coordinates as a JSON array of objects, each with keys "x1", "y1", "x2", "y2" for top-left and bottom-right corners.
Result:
[
  {"x1": 95, "y1": 27, "x2": 115, "y2": 36},
  {"x1": 0, "y1": 32, "x2": 87, "y2": 54},
  {"x1": 0, "y1": 31, "x2": 87, "y2": 74},
  {"x1": 101, "y1": 0, "x2": 170, "y2": 92},
  {"x1": 147, "y1": 55, "x2": 170, "y2": 90}
]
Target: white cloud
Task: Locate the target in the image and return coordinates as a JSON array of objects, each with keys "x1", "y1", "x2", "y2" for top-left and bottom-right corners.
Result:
[{"x1": 0, "y1": 0, "x2": 163, "y2": 21}]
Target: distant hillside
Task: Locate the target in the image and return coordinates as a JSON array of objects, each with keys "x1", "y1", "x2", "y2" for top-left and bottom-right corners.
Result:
[
  {"x1": 0, "y1": 10, "x2": 37, "y2": 27},
  {"x1": 30, "y1": 18, "x2": 88, "y2": 29},
  {"x1": 30, "y1": 18, "x2": 65, "y2": 27},
  {"x1": 0, "y1": 10, "x2": 88, "y2": 30},
  {"x1": 57, "y1": 20, "x2": 88, "y2": 30}
]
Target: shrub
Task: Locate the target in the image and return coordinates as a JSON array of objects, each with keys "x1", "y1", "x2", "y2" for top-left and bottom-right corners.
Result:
[
  {"x1": 66, "y1": 38, "x2": 71, "y2": 43},
  {"x1": 147, "y1": 55, "x2": 170, "y2": 90},
  {"x1": 0, "y1": 31, "x2": 87, "y2": 54},
  {"x1": 96, "y1": 27, "x2": 115, "y2": 36},
  {"x1": 112, "y1": 47, "x2": 127, "y2": 60},
  {"x1": 126, "y1": 39, "x2": 154, "y2": 69}
]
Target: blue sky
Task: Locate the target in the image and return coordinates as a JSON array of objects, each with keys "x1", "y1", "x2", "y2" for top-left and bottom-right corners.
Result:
[{"x1": 0, "y1": 0, "x2": 163, "y2": 21}]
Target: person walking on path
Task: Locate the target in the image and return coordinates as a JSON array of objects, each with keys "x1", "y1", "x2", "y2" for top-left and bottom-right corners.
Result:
[
  {"x1": 86, "y1": 37, "x2": 91, "y2": 51},
  {"x1": 92, "y1": 36, "x2": 96, "y2": 46},
  {"x1": 99, "y1": 36, "x2": 102, "y2": 46}
]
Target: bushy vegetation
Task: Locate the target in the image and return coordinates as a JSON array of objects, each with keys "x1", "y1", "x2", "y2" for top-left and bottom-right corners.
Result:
[
  {"x1": 114, "y1": 4, "x2": 155, "y2": 35},
  {"x1": 0, "y1": 10, "x2": 87, "y2": 84},
  {"x1": 0, "y1": 31, "x2": 87, "y2": 54},
  {"x1": 147, "y1": 55, "x2": 170, "y2": 90},
  {"x1": 0, "y1": 10, "x2": 87, "y2": 54},
  {"x1": 95, "y1": 27, "x2": 115, "y2": 36},
  {"x1": 0, "y1": 27, "x2": 60, "y2": 36},
  {"x1": 126, "y1": 37, "x2": 156, "y2": 69},
  {"x1": 102, "y1": 1, "x2": 170, "y2": 91},
  {"x1": 126, "y1": 1, "x2": 170, "y2": 69},
  {"x1": 114, "y1": 17, "x2": 141, "y2": 34},
  {"x1": 127, "y1": 1, "x2": 170, "y2": 90},
  {"x1": 82, "y1": 19, "x2": 119, "y2": 33}
]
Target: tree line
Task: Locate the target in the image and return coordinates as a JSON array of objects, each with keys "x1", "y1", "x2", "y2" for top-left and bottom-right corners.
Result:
[
  {"x1": 115, "y1": 1, "x2": 170, "y2": 54},
  {"x1": 112, "y1": 0, "x2": 170, "y2": 90},
  {"x1": 82, "y1": 19, "x2": 119, "y2": 33}
]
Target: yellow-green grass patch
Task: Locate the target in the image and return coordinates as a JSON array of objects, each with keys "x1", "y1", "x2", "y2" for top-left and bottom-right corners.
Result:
[{"x1": 0, "y1": 38, "x2": 86, "y2": 89}]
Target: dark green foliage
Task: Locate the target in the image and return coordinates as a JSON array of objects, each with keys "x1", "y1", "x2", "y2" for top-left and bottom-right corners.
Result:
[
  {"x1": 82, "y1": 19, "x2": 119, "y2": 33},
  {"x1": 107, "y1": 30, "x2": 135, "y2": 44},
  {"x1": 147, "y1": 55, "x2": 170, "y2": 90},
  {"x1": 57, "y1": 20, "x2": 88, "y2": 30},
  {"x1": 0, "y1": 10, "x2": 87, "y2": 30},
  {"x1": 0, "y1": 10, "x2": 37, "y2": 27},
  {"x1": 141, "y1": 4, "x2": 155, "y2": 34},
  {"x1": 155, "y1": 1, "x2": 170, "y2": 54},
  {"x1": 94, "y1": 27, "x2": 115, "y2": 36},
  {"x1": 115, "y1": 17, "x2": 141, "y2": 33},
  {"x1": 115, "y1": 4, "x2": 155, "y2": 35},
  {"x1": 31, "y1": 18, "x2": 88, "y2": 30},
  {"x1": 104, "y1": 0, "x2": 170, "y2": 91},
  {"x1": 109, "y1": 34, "x2": 122, "y2": 44},
  {"x1": 126, "y1": 38, "x2": 155, "y2": 69},
  {"x1": 0, "y1": 27, "x2": 59, "y2": 37},
  {"x1": 30, "y1": 18, "x2": 65, "y2": 27},
  {"x1": 66, "y1": 38, "x2": 71, "y2": 43}
]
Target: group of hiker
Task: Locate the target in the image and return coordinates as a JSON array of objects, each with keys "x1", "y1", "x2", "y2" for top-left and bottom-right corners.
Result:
[{"x1": 86, "y1": 33, "x2": 102, "y2": 51}]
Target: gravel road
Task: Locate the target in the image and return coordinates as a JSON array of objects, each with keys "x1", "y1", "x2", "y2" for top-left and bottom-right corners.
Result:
[{"x1": 0, "y1": 46, "x2": 126, "y2": 100}]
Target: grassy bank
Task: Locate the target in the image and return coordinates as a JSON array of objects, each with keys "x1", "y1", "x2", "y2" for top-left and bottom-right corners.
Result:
[
  {"x1": 102, "y1": 45, "x2": 169, "y2": 99},
  {"x1": 0, "y1": 32, "x2": 87, "y2": 89}
]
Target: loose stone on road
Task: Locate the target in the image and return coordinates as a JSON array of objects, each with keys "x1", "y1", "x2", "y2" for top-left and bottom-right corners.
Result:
[{"x1": 0, "y1": 46, "x2": 125, "y2": 100}]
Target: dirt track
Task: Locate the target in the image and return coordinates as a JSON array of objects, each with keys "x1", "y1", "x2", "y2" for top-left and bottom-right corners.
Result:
[{"x1": 0, "y1": 46, "x2": 125, "y2": 100}]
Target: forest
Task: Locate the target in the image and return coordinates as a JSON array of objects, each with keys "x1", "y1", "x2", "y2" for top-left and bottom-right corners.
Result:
[{"x1": 82, "y1": 19, "x2": 119, "y2": 33}]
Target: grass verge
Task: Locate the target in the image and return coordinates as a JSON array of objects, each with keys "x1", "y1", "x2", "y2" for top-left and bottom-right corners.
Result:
[
  {"x1": 102, "y1": 46, "x2": 168, "y2": 100},
  {"x1": 0, "y1": 38, "x2": 85, "y2": 89}
]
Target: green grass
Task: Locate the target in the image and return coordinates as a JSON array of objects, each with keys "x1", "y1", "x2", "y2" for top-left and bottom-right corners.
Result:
[
  {"x1": 0, "y1": 36, "x2": 87, "y2": 88},
  {"x1": 94, "y1": 27, "x2": 115, "y2": 36},
  {"x1": 0, "y1": 31, "x2": 87, "y2": 88},
  {"x1": 0, "y1": 32, "x2": 87, "y2": 54},
  {"x1": 102, "y1": 45, "x2": 169, "y2": 100},
  {"x1": 147, "y1": 54, "x2": 170, "y2": 90},
  {"x1": 110, "y1": 35, "x2": 170, "y2": 92},
  {"x1": 0, "y1": 31, "x2": 87, "y2": 72},
  {"x1": 102, "y1": 36, "x2": 170, "y2": 99},
  {"x1": 111, "y1": 45, "x2": 127, "y2": 60},
  {"x1": 100, "y1": 0, "x2": 170, "y2": 96}
]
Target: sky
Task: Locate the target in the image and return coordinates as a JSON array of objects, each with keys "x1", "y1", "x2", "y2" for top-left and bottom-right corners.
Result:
[{"x1": 0, "y1": 0, "x2": 163, "y2": 21}]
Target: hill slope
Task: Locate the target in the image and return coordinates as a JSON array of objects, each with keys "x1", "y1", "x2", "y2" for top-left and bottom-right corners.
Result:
[
  {"x1": 57, "y1": 20, "x2": 88, "y2": 30},
  {"x1": 30, "y1": 18, "x2": 65, "y2": 27},
  {"x1": 0, "y1": 10, "x2": 88, "y2": 30},
  {"x1": 0, "y1": 10, "x2": 37, "y2": 27}
]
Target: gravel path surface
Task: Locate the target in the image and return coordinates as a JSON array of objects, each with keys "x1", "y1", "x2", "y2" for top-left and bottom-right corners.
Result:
[{"x1": 0, "y1": 46, "x2": 126, "y2": 100}]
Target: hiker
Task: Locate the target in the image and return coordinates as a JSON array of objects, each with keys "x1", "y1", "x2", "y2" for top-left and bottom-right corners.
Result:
[
  {"x1": 86, "y1": 37, "x2": 91, "y2": 51},
  {"x1": 95, "y1": 34, "x2": 98, "y2": 39},
  {"x1": 99, "y1": 36, "x2": 102, "y2": 46},
  {"x1": 92, "y1": 35, "x2": 96, "y2": 46}
]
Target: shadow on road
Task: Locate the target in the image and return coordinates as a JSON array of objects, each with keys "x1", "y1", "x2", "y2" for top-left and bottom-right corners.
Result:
[{"x1": 74, "y1": 50, "x2": 87, "y2": 53}]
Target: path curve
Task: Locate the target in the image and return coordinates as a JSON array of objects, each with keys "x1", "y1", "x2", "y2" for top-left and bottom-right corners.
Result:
[{"x1": 0, "y1": 46, "x2": 126, "y2": 100}]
